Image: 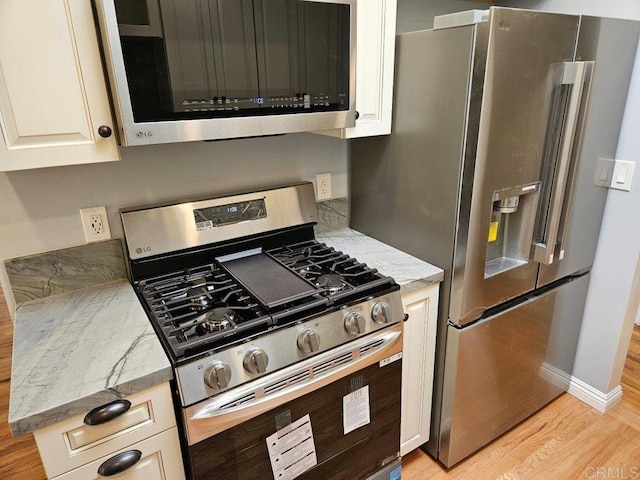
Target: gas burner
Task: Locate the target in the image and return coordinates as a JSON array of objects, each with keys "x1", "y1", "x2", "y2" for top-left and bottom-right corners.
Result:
[
  {"x1": 185, "y1": 286, "x2": 215, "y2": 311},
  {"x1": 199, "y1": 308, "x2": 237, "y2": 333},
  {"x1": 159, "y1": 282, "x2": 216, "y2": 311},
  {"x1": 316, "y1": 273, "x2": 347, "y2": 294}
]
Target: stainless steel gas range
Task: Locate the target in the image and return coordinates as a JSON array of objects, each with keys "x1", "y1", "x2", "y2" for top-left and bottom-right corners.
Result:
[{"x1": 121, "y1": 183, "x2": 405, "y2": 480}]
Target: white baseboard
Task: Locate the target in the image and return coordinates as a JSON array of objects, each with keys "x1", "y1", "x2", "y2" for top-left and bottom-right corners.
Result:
[
  {"x1": 539, "y1": 362, "x2": 622, "y2": 413},
  {"x1": 539, "y1": 362, "x2": 572, "y2": 390},
  {"x1": 567, "y1": 377, "x2": 622, "y2": 413}
]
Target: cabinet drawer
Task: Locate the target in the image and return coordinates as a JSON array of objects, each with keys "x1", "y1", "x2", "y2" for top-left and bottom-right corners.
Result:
[
  {"x1": 53, "y1": 427, "x2": 185, "y2": 480},
  {"x1": 67, "y1": 401, "x2": 152, "y2": 450},
  {"x1": 34, "y1": 383, "x2": 176, "y2": 478}
]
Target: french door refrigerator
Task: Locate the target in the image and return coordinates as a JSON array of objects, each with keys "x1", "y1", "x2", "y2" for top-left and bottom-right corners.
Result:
[{"x1": 350, "y1": 7, "x2": 640, "y2": 467}]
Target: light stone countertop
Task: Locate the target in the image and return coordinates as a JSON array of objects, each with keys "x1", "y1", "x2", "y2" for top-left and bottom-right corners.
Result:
[
  {"x1": 9, "y1": 279, "x2": 172, "y2": 436},
  {"x1": 315, "y1": 227, "x2": 444, "y2": 295}
]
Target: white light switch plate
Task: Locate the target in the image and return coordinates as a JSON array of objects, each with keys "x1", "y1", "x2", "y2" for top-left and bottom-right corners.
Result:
[
  {"x1": 611, "y1": 160, "x2": 635, "y2": 191},
  {"x1": 594, "y1": 158, "x2": 614, "y2": 187}
]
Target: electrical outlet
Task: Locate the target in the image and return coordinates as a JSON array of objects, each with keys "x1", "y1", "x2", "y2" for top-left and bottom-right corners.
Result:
[
  {"x1": 80, "y1": 206, "x2": 111, "y2": 243},
  {"x1": 316, "y1": 173, "x2": 332, "y2": 200}
]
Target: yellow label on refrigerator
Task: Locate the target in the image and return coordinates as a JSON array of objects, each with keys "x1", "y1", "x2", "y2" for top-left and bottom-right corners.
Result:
[{"x1": 488, "y1": 221, "x2": 499, "y2": 242}]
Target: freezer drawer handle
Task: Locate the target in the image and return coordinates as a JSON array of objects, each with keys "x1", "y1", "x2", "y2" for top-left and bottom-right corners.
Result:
[{"x1": 534, "y1": 61, "x2": 594, "y2": 265}]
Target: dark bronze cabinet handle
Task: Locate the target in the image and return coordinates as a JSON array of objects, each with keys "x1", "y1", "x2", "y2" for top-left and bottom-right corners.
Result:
[
  {"x1": 97, "y1": 450, "x2": 142, "y2": 476},
  {"x1": 83, "y1": 399, "x2": 131, "y2": 426},
  {"x1": 98, "y1": 125, "x2": 113, "y2": 138},
  {"x1": 355, "y1": 110, "x2": 360, "y2": 120}
]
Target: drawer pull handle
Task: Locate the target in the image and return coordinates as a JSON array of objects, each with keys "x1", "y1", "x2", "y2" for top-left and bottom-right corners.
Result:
[
  {"x1": 97, "y1": 450, "x2": 142, "y2": 476},
  {"x1": 84, "y1": 399, "x2": 132, "y2": 425}
]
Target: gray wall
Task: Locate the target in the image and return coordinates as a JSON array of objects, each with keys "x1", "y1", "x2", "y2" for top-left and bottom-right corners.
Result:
[{"x1": 578, "y1": 43, "x2": 640, "y2": 393}]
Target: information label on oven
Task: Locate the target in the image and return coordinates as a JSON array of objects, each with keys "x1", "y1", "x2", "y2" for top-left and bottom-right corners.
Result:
[
  {"x1": 380, "y1": 351, "x2": 402, "y2": 367},
  {"x1": 267, "y1": 414, "x2": 317, "y2": 480},
  {"x1": 343, "y1": 385, "x2": 371, "y2": 435}
]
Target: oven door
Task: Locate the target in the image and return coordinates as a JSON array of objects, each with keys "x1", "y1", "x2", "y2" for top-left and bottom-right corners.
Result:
[{"x1": 183, "y1": 324, "x2": 403, "y2": 480}]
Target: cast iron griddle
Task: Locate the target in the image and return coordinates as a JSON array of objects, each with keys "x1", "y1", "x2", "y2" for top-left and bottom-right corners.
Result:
[{"x1": 220, "y1": 253, "x2": 319, "y2": 310}]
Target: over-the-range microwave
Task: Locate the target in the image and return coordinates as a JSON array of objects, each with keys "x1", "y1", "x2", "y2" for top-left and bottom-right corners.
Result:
[{"x1": 93, "y1": 0, "x2": 356, "y2": 146}]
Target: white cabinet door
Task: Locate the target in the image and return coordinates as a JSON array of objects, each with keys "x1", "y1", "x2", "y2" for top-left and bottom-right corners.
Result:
[
  {"x1": 317, "y1": 0, "x2": 397, "y2": 138},
  {"x1": 400, "y1": 284, "x2": 439, "y2": 456},
  {"x1": 0, "y1": 0, "x2": 119, "y2": 171},
  {"x1": 53, "y1": 427, "x2": 185, "y2": 480}
]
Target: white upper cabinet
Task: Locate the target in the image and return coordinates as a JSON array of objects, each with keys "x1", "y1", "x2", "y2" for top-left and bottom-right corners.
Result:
[
  {"x1": 318, "y1": 0, "x2": 397, "y2": 138},
  {"x1": 0, "y1": 0, "x2": 119, "y2": 172}
]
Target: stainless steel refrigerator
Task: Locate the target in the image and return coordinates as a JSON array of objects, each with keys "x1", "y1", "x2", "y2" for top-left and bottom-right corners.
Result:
[{"x1": 350, "y1": 7, "x2": 640, "y2": 467}]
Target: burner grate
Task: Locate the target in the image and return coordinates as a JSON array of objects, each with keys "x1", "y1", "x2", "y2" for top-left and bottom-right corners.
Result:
[
  {"x1": 135, "y1": 240, "x2": 396, "y2": 361},
  {"x1": 267, "y1": 240, "x2": 390, "y2": 301},
  {"x1": 137, "y1": 264, "x2": 271, "y2": 358}
]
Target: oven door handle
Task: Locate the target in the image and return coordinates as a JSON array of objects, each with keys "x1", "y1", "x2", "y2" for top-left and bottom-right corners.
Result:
[{"x1": 184, "y1": 324, "x2": 403, "y2": 446}]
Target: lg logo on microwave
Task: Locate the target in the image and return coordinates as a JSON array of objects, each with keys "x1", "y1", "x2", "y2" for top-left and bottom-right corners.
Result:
[
  {"x1": 136, "y1": 247, "x2": 152, "y2": 254},
  {"x1": 136, "y1": 131, "x2": 153, "y2": 138}
]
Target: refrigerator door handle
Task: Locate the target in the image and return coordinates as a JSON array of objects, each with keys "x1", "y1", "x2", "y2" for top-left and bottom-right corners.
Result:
[{"x1": 534, "y1": 61, "x2": 594, "y2": 265}]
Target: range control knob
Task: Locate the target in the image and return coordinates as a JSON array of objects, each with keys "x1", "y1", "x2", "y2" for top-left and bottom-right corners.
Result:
[
  {"x1": 297, "y1": 328, "x2": 321, "y2": 353},
  {"x1": 243, "y1": 348, "x2": 269, "y2": 374},
  {"x1": 371, "y1": 302, "x2": 392, "y2": 324},
  {"x1": 204, "y1": 361, "x2": 232, "y2": 390},
  {"x1": 344, "y1": 312, "x2": 366, "y2": 335}
]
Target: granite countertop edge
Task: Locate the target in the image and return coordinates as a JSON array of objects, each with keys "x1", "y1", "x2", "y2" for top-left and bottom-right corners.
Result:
[
  {"x1": 9, "y1": 368, "x2": 173, "y2": 437},
  {"x1": 315, "y1": 227, "x2": 444, "y2": 293},
  {"x1": 9, "y1": 279, "x2": 173, "y2": 437}
]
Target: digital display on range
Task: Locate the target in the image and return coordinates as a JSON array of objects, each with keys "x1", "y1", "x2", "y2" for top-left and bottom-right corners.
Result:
[{"x1": 194, "y1": 199, "x2": 267, "y2": 230}]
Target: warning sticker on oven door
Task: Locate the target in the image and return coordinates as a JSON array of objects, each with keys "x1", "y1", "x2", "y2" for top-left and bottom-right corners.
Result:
[
  {"x1": 267, "y1": 414, "x2": 317, "y2": 480},
  {"x1": 343, "y1": 385, "x2": 371, "y2": 434}
]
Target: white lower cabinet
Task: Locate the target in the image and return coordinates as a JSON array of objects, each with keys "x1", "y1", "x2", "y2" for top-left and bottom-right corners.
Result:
[
  {"x1": 33, "y1": 382, "x2": 185, "y2": 480},
  {"x1": 400, "y1": 284, "x2": 439, "y2": 456},
  {"x1": 53, "y1": 428, "x2": 184, "y2": 480}
]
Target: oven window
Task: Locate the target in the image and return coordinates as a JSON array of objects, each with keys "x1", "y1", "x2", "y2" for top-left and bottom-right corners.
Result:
[
  {"x1": 115, "y1": 0, "x2": 351, "y2": 123},
  {"x1": 186, "y1": 360, "x2": 401, "y2": 480}
]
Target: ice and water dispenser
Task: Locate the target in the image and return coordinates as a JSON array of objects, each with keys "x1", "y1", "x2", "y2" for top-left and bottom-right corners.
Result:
[{"x1": 484, "y1": 182, "x2": 540, "y2": 278}]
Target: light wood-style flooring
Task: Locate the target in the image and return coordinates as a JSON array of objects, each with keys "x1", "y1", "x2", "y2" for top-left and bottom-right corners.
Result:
[
  {"x1": 0, "y1": 287, "x2": 47, "y2": 479},
  {"x1": 1, "y1": 285, "x2": 639, "y2": 479}
]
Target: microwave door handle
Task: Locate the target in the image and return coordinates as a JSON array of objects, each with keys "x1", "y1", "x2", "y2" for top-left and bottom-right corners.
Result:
[{"x1": 534, "y1": 61, "x2": 593, "y2": 265}]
